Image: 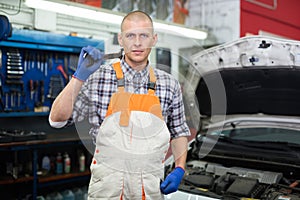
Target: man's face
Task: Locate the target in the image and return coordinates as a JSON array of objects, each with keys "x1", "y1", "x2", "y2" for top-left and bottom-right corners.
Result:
[{"x1": 118, "y1": 19, "x2": 157, "y2": 70}]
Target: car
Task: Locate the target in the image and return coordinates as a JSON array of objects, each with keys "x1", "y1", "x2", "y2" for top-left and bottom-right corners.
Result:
[{"x1": 164, "y1": 35, "x2": 300, "y2": 200}]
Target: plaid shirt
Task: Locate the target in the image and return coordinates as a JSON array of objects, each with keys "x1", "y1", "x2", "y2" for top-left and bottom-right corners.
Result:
[{"x1": 71, "y1": 59, "x2": 191, "y2": 142}]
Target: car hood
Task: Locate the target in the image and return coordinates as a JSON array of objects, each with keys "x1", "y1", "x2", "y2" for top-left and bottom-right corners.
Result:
[
  {"x1": 167, "y1": 36, "x2": 300, "y2": 200},
  {"x1": 183, "y1": 35, "x2": 300, "y2": 129}
]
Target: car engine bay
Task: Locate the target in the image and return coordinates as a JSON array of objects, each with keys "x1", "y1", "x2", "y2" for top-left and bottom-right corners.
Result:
[{"x1": 169, "y1": 138, "x2": 300, "y2": 200}]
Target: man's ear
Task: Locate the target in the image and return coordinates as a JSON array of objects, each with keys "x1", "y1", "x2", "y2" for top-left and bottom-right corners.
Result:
[
  {"x1": 118, "y1": 33, "x2": 123, "y2": 47},
  {"x1": 152, "y1": 33, "x2": 158, "y2": 46}
]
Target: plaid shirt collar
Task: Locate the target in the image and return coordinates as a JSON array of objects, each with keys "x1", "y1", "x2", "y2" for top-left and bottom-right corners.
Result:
[{"x1": 120, "y1": 58, "x2": 150, "y2": 85}]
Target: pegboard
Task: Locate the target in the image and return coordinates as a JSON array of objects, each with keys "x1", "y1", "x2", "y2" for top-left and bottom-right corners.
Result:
[{"x1": 0, "y1": 29, "x2": 104, "y2": 116}]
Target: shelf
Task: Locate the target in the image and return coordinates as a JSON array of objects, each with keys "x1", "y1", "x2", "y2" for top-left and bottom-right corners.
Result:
[
  {"x1": 38, "y1": 170, "x2": 90, "y2": 183},
  {"x1": 0, "y1": 171, "x2": 91, "y2": 186},
  {"x1": 0, "y1": 29, "x2": 103, "y2": 53},
  {"x1": 0, "y1": 176, "x2": 34, "y2": 185},
  {"x1": 0, "y1": 112, "x2": 49, "y2": 117}
]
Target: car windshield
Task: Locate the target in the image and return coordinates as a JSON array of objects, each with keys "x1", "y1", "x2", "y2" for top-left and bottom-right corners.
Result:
[{"x1": 211, "y1": 127, "x2": 300, "y2": 145}]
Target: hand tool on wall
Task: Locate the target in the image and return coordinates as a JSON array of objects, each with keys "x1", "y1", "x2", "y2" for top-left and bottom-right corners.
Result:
[
  {"x1": 7, "y1": 57, "x2": 22, "y2": 65},
  {"x1": 7, "y1": 52, "x2": 20, "y2": 57},
  {"x1": 40, "y1": 54, "x2": 44, "y2": 74},
  {"x1": 17, "y1": 91, "x2": 21, "y2": 108},
  {"x1": 4, "y1": 92, "x2": 10, "y2": 111},
  {"x1": 24, "y1": 51, "x2": 29, "y2": 72},
  {"x1": 29, "y1": 80, "x2": 34, "y2": 100},
  {"x1": 7, "y1": 66, "x2": 22, "y2": 70},
  {"x1": 48, "y1": 53, "x2": 53, "y2": 72},
  {"x1": 64, "y1": 54, "x2": 69, "y2": 78},
  {"x1": 44, "y1": 54, "x2": 48, "y2": 77},
  {"x1": 47, "y1": 75, "x2": 64, "y2": 100},
  {"x1": 56, "y1": 65, "x2": 68, "y2": 81},
  {"x1": 10, "y1": 92, "x2": 14, "y2": 108},
  {"x1": 37, "y1": 54, "x2": 40, "y2": 70},
  {"x1": 40, "y1": 80, "x2": 44, "y2": 104},
  {"x1": 5, "y1": 80, "x2": 23, "y2": 84},
  {"x1": 30, "y1": 54, "x2": 35, "y2": 70},
  {"x1": 7, "y1": 70, "x2": 24, "y2": 75},
  {"x1": 34, "y1": 80, "x2": 39, "y2": 104},
  {"x1": 68, "y1": 54, "x2": 78, "y2": 72},
  {"x1": 6, "y1": 51, "x2": 23, "y2": 79}
]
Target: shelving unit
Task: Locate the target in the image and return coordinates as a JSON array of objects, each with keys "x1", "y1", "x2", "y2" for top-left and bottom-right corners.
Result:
[
  {"x1": 0, "y1": 131, "x2": 93, "y2": 200},
  {"x1": 0, "y1": 29, "x2": 101, "y2": 199}
]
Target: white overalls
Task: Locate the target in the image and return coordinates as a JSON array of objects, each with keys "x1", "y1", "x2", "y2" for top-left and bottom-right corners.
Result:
[{"x1": 88, "y1": 62, "x2": 170, "y2": 200}]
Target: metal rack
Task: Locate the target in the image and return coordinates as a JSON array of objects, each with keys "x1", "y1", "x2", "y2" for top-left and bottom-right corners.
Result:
[{"x1": 0, "y1": 131, "x2": 93, "y2": 200}]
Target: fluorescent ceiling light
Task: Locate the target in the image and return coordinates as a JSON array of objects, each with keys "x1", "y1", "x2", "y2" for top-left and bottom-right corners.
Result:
[
  {"x1": 154, "y1": 22, "x2": 207, "y2": 40},
  {"x1": 24, "y1": 0, "x2": 207, "y2": 40}
]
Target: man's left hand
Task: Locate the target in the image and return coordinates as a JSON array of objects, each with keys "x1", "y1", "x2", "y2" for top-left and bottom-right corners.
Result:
[{"x1": 160, "y1": 167, "x2": 185, "y2": 194}]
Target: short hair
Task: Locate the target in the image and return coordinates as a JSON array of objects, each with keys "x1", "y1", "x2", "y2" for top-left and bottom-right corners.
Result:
[{"x1": 121, "y1": 10, "x2": 153, "y2": 32}]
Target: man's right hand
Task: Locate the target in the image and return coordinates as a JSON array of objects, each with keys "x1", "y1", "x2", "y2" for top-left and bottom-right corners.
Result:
[{"x1": 73, "y1": 46, "x2": 104, "y2": 81}]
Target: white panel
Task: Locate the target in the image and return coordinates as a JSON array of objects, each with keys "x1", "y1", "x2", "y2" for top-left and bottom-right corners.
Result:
[
  {"x1": 185, "y1": 0, "x2": 240, "y2": 43},
  {"x1": 34, "y1": 9, "x2": 56, "y2": 31}
]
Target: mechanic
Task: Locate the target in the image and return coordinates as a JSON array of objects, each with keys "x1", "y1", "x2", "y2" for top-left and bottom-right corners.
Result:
[{"x1": 49, "y1": 10, "x2": 190, "y2": 199}]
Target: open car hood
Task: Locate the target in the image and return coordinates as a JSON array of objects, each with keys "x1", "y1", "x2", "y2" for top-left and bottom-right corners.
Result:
[
  {"x1": 165, "y1": 36, "x2": 300, "y2": 200},
  {"x1": 183, "y1": 35, "x2": 300, "y2": 124}
]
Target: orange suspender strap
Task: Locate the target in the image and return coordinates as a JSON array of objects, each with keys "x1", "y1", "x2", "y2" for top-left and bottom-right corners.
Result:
[
  {"x1": 112, "y1": 62, "x2": 156, "y2": 94},
  {"x1": 112, "y1": 62, "x2": 125, "y2": 92},
  {"x1": 148, "y1": 67, "x2": 156, "y2": 95}
]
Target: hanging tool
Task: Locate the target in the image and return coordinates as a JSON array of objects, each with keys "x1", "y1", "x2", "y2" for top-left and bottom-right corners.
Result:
[
  {"x1": 64, "y1": 54, "x2": 69, "y2": 78},
  {"x1": 37, "y1": 54, "x2": 40, "y2": 70},
  {"x1": 48, "y1": 53, "x2": 53, "y2": 71},
  {"x1": 47, "y1": 75, "x2": 64, "y2": 100},
  {"x1": 31, "y1": 54, "x2": 35, "y2": 69},
  {"x1": 40, "y1": 80, "x2": 44, "y2": 104},
  {"x1": 56, "y1": 65, "x2": 68, "y2": 80},
  {"x1": 44, "y1": 54, "x2": 48, "y2": 77},
  {"x1": 40, "y1": 54, "x2": 44, "y2": 74},
  {"x1": 10, "y1": 92, "x2": 14, "y2": 108},
  {"x1": 7, "y1": 70, "x2": 24, "y2": 75},
  {"x1": 4, "y1": 92, "x2": 10, "y2": 111},
  {"x1": 7, "y1": 52, "x2": 20, "y2": 57},
  {"x1": 17, "y1": 91, "x2": 21, "y2": 108},
  {"x1": 34, "y1": 80, "x2": 39, "y2": 105},
  {"x1": 24, "y1": 51, "x2": 28, "y2": 72},
  {"x1": 29, "y1": 80, "x2": 34, "y2": 100}
]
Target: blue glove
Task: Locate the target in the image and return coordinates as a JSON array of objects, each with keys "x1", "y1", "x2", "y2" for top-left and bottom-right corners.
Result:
[
  {"x1": 160, "y1": 167, "x2": 185, "y2": 194},
  {"x1": 73, "y1": 46, "x2": 104, "y2": 81}
]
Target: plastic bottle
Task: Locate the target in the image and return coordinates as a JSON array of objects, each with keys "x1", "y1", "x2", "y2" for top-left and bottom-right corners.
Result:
[
  {"x1": 52, "y1": 192, "x2": 63, "y2": 200},
  {"x1": 45, "y1": 192, "x2": 63, "y2": 200},
  {"x1": 42, "y1": 155, "x2": 51, "y2": 172},
  {"x1": 73, "y1": 187, "x2": 83, "y2": 200},
  {"x1": 56, "y1": 152, "x2": 63, "y2": 174},
  {"x1": 36, "y1": 195, "x2": 46, "y2": 200},
  {"x1": 64, "y1": 152, "x2": 71, "y2": 173},
  {"x1": 62, "y1": 189, "x2": 75, "y2": 200},
  {"x1": 81, "y1": 186, "x2": 88, "y2": 200},
  {"x1": 79, "y1": 153, "x2": 85, "y2": 172}
]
